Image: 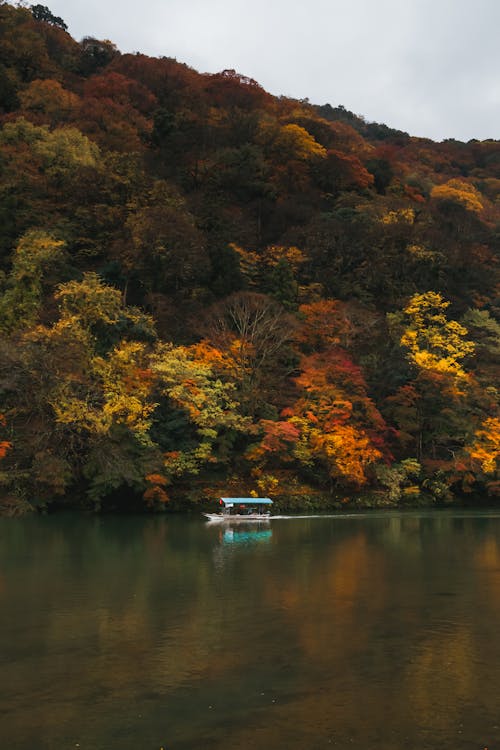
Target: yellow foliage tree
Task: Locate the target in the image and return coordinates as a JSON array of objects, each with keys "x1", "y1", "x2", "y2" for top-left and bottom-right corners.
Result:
[
  {"x1": 0, "y1": 231, "x2": 65, "y2": 333},
  {"x1": 150, "y1": 342, "x2": 249, "y2": 478},
  {"x1": 381, "y1": 208, "x2": 415, "y2": 225},
  {"x1": 38, "y1": 274, "x2": 156, "y2": 439},
  {"x1": 255, "y1": 117, "x2": 327, "y2": 193},
  {"x1": 0, "y1": 118, "x2": 100, "y2": 172},
  {"x1": 401, "y1": 292, "x2": 474, "y2": 378},
  {"x1": 430, "y1": 179, "x2": 484, "y2": 214},
  {"x1": 467, "y1": 417, "x2": 500, "y2": 475},
  {"x1": 231, "y1": 243, "x2": 306, "y2": 288},
  {"x1": 50, "y1": 340, "x2": 155, "y2": 438},
  {"x1": 271, "y1": 123, "x2": 327, "y2": 161}
]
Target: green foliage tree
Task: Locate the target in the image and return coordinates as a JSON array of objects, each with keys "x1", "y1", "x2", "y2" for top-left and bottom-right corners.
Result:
[
  {"x1": 30, "y1": 4, "x2": 67, "y2": 30},
  {"x1": 79, "y1": 36, "x2": 119, "y2": 75}
]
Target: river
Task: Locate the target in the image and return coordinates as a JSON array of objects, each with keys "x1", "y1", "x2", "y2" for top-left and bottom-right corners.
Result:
[{"x1": 1, "y1": 510, "x2": 500, "y2": 749}]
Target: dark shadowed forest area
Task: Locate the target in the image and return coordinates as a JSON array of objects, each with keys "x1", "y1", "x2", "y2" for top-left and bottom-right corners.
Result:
[{"x1": 0, "y1": 2, "x2": 498, "y2": 515}]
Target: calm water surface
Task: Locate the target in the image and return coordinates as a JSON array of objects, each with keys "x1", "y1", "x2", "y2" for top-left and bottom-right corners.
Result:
[{"x1": 2, "y1": 510, "x2": 500, "y2": 750}]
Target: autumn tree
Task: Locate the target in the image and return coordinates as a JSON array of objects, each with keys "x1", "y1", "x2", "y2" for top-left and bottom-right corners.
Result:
[
  {"x1": 385, "y1": 292, "x2": 485, "y2": 499},
  {"x1": 313, "y1": 148, "x2": 374, "y2": 194},
  {"x1": 289, "y1": 350, "x2": 385, "y2": 487},
  {"x1": 232, "y1": 243, "x2": 305, "y2": 307},
  {"x1": 462, "y1": 308, "x2": 500, "y2": 383},
  {"x1": 204, "y1": 291, "x2": 296, "y2": 413},
  {"x1": 204, "y1": 69, "x2": 269, "y2": 110},
  {"x1": 245, "y1": 299, "x2": 387, "y2": 492},
  {"x1": 0, "y1": 117, "x2": 104, "y2": 254},
  {"x1": 19, "y1": 78, "x2": 79, "y2": 125},
  {"x1": 0, "y1": 231, "x2": 65, "y2": 333},
  {"x1": 112, "y1": 180, "x2": 209, "y2": 312},
  {"x1": 150, "y1": 342, "x2": 248, "y2": 486},
  {"x1": 0, "y1": 3, "x2": 56, "y2": 82},
  {"x1": 0, "y1": 413, "x2": 11, "y2": 462},
  {"x1": 431, "y1": 179, "x2": 484, "y2": 214},
  {"x1": 0, "y1": 117, "x2": 100, "y2": 175},
  {"x1": 83, "y1": 71, "x2": 157, "y2": 115},
  {"x1": 2, "y1": 266, "x2": 153, "y2": 492},
  {"x1": 399, "y1": 292, "x2": 475, "y2": 378},
  {"x1": 466, "y1": 417, "x2": 500, "y2": 493}
]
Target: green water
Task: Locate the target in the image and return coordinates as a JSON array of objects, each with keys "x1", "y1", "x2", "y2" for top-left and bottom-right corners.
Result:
[{"x1": 2, "y1": 510, "x2": 500, "y2": 750}]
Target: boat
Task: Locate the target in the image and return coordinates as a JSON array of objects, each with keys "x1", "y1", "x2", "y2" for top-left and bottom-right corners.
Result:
[{"x1": 204, "y1": 497, "x2": 274, "y2": 522}]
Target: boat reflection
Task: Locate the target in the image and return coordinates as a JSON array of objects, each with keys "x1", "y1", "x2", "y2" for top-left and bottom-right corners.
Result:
[{"x1": 221, "y1": 525, "x2": 273, "y2": 546}]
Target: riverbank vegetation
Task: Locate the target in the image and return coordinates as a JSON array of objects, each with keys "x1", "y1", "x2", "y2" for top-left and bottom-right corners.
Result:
[{"x1": 0, "y1": 2, "x2": 498, "y2": 514}]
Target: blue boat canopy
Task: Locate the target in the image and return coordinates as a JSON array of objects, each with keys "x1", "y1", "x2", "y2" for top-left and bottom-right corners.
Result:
[{"x1": 220, "y1": 497, "x2": 273, "y2": 506}]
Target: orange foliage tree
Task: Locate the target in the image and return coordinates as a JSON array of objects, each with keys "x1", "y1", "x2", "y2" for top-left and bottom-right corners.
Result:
[
  {"x1": 0, "y1": 414, "x2": 11, "y2": 460},
  {"x1": 467, "y1": 417, "x2": 500, "y2": 482},
  {"x1": 246, "y1": 300, "x2": 387, "y2": 490}
]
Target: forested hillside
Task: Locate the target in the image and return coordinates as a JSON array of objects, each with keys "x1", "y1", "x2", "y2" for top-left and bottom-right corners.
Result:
[{"x1": 0, "y1": 2, "x2": 498, "y2": 514}]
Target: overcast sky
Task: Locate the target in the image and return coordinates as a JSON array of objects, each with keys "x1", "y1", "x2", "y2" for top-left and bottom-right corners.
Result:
[{"x1": 45, "y1": 0, "x2": 500, "y2": 142}]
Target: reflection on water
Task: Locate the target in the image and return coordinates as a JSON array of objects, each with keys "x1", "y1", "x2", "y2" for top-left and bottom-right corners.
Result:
[
  {"x1": 2, "y1": 510, "x2": 500, "y2": 749},
  {"x1": 222, "y1": 525, "x2": 273, "y2": 545}
]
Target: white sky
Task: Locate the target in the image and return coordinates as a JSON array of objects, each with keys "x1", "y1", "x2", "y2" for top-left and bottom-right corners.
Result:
[{"x1": 45, "y1": 0, "x2": 500, "y2": 142}]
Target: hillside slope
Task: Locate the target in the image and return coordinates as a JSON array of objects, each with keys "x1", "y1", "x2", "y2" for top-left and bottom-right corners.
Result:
[{"x1": 0, "y1": 2, "x2": 498, "y2": 513}]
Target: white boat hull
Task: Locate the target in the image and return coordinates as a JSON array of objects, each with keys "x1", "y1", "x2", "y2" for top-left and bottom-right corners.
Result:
[{"x1": 204, "y1": 513, "x2": 272, "y2": 523}]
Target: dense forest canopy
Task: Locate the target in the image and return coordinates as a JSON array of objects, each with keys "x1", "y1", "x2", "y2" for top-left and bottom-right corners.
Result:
[{"x1": 0, "y1": 1, "x2": 498, "y2": 514}]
